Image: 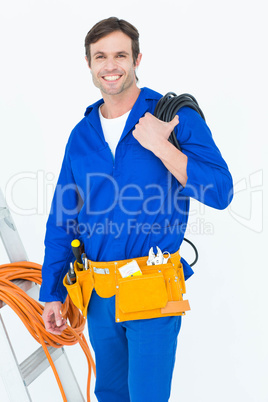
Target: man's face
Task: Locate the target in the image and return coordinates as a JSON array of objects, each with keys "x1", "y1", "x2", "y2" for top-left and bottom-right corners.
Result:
[{"x1": 87, "y1": 31, "x2": 141, "y2": 96}]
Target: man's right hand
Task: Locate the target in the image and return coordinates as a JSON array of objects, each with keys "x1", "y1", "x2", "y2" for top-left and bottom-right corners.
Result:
[{"x1": 42, "y1": 301, "x2": 67, "y2": 335}]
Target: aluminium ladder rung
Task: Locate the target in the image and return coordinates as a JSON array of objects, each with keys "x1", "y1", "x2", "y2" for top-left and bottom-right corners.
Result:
[
  {"x1": 19, "y1": 346, "x2": 63, "y2": 387},
  {"x1": 0, "y1": 187, "x2": 86, "y2": 401}
]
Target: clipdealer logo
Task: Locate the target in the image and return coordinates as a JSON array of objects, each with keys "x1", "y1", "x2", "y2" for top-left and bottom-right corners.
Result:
[
  {"x1": 4, "y1": 169, "x2": 263, "y2": 235},
  {"x1": 4, "y1": 170, "x2": 211, "y2": 218},
  {"x1": 228, "y1": 170, "x2": 263, "y2": 233},
  {"x1": 65, "y1": 217, "x2": 214, "y2": 238},
  {"x1": 5, "y1": 171, "x2": 56, "y2": 215}
]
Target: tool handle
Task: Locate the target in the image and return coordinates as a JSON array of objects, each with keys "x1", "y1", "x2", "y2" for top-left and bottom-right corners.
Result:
[{"x1": 71, "y1": 239, "x2": 83, "y2": 264}]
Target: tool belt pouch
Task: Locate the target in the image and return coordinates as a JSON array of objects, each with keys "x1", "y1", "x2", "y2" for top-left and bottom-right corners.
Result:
[
  {"x1": 115, "y1": 260, "x2": 190, "y2": 323},
  {"x1": 63, "y1": 261, "x2": 94, "y2": 318}
]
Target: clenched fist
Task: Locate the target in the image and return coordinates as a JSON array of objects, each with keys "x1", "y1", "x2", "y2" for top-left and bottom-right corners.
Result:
[{"x1": 132, "y1": 112, "x2": 179, "y2": 156}]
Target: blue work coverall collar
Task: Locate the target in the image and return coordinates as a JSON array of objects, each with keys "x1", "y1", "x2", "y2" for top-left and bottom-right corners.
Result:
[{"x1": 83, "y1": 87, "x2": 160, "y2": 146}]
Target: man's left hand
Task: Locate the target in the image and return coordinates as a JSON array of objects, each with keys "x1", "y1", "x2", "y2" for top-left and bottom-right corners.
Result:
[{"x1": 132, "y1": 112, "x2": 179, "y2": 157}]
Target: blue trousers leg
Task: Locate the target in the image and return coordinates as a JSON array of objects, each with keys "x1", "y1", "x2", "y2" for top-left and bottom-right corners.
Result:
[
  {"x1": 87, "y1": 290, "x2": 130, "y2": 402},
  {"x1": 87, "y1": 290, "x2": 182, "y2": 402},
  {"x1": 124, "y1": 315, "x2": 181, "y2": 402}
]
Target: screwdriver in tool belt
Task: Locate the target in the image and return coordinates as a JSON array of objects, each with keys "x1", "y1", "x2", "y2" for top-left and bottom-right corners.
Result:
[{"x1": 71, "y1": 239, "x2": 84, "y2": 270}]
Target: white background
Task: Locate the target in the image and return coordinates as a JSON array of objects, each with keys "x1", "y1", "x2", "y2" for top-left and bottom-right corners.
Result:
[{"x1": 0, "y1": 0, "x2": 267, "y2": 401}]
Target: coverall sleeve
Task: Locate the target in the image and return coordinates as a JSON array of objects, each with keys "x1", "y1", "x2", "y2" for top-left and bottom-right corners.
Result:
[
  {"x1": 176, "y1": 107, "x2": 233, "y2": 209},
  {"x1": 39, "y1": 135, "x2": 83, "y2": 302}
]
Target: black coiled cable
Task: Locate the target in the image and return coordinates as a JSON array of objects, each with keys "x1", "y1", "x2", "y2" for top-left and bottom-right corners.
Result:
[
  {"x1": 154, "y1": 92, "x2": 205, "y2": 267},
  {"x1": 154, "y1": 92, "x2": 205, "y2": 151}
]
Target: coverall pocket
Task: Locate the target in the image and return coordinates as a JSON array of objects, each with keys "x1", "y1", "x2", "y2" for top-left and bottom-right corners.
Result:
[
  {"x1": 118, "y1": 272, "x2": 168, "y2": 313},
  {"x1": 129, "y1": 144, "x2": 170, "y2": 196}
]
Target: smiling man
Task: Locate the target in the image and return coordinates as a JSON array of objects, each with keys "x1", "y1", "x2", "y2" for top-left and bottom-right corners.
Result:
[
  {"x1": 89, "y1": 30, "x2": 142, "y2": 99},
  {"x1": 40, "y1": 17, "x2": 233, "y2": 402}
]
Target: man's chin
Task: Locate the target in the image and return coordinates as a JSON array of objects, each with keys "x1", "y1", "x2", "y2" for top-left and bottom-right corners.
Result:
[{"x1": 100, "y1": 85, "x2": 125, "y2": 96}]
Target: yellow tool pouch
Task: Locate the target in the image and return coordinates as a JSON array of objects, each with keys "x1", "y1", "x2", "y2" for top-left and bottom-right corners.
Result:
[
  {"x1": 114, "y1": 253, "x2": 190, "y2": 322},
  {"x1": 63, "y1": 250, "x2": 190, "y2": 321},
  {"x1": 63, "y1": 261, "x2": 94, "y2": 317}
]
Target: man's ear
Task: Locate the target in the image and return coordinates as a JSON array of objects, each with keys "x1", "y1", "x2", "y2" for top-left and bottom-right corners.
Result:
[
  {"x1": 135, "y1": 53, "x2": 142, "y2": 68},
  {"x1": 85, "y1": 56, "x2": 91, "y2": 69}
]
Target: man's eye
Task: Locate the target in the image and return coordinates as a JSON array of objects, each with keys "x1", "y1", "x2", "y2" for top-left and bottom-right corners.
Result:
[
  {"x1": 96, "y1": 55, "x2": 104, "y2": 59},
  {"x1": 117, "y1": 54, "x2": 126, "y2": 58}
]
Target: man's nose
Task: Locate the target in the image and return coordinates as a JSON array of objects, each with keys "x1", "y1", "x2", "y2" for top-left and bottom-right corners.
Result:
[{"x1": 104, "y1": 57, "x2": 118, "y2": 70}]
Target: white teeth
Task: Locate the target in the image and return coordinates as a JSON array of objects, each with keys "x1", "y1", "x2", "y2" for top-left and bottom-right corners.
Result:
[{"x1": 103, "y1": 75, "x2": 120, "y2": 81}]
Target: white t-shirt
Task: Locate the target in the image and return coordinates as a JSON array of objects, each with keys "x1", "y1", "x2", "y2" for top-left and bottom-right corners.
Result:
[{"x1": 98, "y1": 106, "x2": 131, "y2": 157}]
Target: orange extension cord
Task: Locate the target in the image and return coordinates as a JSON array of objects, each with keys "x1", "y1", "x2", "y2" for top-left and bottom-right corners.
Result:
[{"x1": 0, "y1": 261, "x2": 96, "y2": 401}]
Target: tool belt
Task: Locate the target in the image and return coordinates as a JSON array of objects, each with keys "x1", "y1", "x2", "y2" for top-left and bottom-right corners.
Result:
[{"x1": 63, "y1": 249, "x2": 190, "y2": 322}]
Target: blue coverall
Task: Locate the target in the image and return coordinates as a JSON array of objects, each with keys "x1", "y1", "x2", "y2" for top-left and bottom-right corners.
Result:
[{"x1": 39, "y1": 87, "x2": 233, "y2": 401}]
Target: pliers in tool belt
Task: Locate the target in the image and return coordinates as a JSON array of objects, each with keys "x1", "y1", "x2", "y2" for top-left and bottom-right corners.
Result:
[{"x1": 146, "y1": 246, "x2": 170, "y2": 265}]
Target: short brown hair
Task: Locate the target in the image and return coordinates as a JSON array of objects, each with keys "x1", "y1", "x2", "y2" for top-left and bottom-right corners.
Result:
[{"x1": 84, "y1": 17, "x2": 140, "y2": 81}]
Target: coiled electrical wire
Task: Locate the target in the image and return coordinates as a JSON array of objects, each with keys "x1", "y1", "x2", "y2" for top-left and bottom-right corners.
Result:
[
  {"x1": 154, "y1": 92, "x2": 205, "y2": 266},
  {"x1": 183, "y1": 238, "x2": 199, "y2": 267},
  {"x1": 0, "y1": 261, "x2": 96, "y2": 401},
  {"x1": 154, "y1": 92, "x2": 205, "y2": 151}
]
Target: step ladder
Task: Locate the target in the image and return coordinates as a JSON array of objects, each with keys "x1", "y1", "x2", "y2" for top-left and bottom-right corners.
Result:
[{"x1": 0, "y1": 188, "x2": 85, "y2": 401}]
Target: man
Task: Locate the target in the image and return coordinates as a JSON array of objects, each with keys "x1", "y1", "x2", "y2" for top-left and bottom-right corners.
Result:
[{"x1": 40, "y1": 17, "x2": 233, "y2": 401}]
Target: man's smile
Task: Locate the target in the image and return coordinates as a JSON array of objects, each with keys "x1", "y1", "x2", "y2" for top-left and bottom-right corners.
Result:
[{"x1": 102, "y1": 75, "x2": 122, "y2": 82}]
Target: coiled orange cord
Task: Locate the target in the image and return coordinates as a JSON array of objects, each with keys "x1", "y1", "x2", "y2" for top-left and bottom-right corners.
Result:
[{"x1": 0, "y1": 261, "x2": 96, "y2": 401}]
